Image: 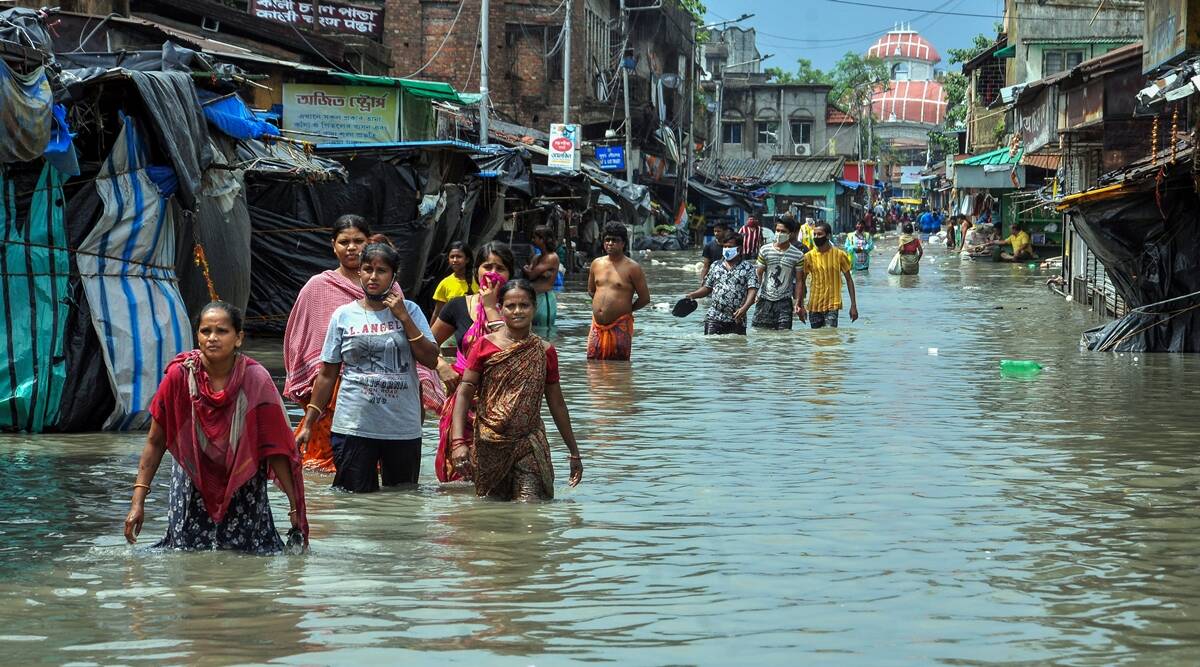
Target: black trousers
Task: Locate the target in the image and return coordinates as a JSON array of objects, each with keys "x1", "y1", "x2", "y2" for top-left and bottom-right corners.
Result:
[{"x1": 330, "y1": 433, "x2": 422, "y2": 492}]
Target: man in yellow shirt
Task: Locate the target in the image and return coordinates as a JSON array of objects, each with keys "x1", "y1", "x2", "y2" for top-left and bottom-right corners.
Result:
[
  {"x1": 991, "y1": 223, "x2": 1035, "y2": 261},
  {"x1": 796, "y1": 221, "x2": 859, "y2": 329}
]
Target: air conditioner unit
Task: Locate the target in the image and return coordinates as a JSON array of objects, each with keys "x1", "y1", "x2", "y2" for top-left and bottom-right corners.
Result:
[{"x1": 793, "y1": 143, "x2": 812, "y2": 156}]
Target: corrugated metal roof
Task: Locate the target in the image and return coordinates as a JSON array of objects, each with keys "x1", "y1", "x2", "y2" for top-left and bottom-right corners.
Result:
[
  {"x1": 697, "y1": 156, "x2": 844, "y2": 183},
  {"x1": 958, "y1": 147, "x2": 1022, "y2": 166}
]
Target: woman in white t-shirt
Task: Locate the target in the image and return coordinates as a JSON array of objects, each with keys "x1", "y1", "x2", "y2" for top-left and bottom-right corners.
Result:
[{"x1": 295, "y1": 241, "x2": 440, "y2": 492}]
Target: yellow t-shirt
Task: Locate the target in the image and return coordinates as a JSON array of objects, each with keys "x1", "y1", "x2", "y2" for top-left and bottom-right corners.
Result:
[
  {"x1": 432, "y1": 274, "x2": 477, "y2": 303},
  {"x1": 802, "y1": 247, "x2": 852, "y2": 312},
  {"x1": 1008, "y1": 231, "x2": 1031, "y2": 254}
]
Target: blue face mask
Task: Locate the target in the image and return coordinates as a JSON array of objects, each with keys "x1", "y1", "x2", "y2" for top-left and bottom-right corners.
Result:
[{"x1": 722, "y1": 247, "x2": 739, "y2": 261}]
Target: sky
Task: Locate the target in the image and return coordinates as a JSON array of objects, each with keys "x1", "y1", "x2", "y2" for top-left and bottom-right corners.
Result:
[{"x1": 703, "y1": 0, "x2": 1009, "y2": 73}]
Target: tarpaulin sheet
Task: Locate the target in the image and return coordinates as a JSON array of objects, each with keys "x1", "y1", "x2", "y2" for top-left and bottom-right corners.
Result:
[
  {"x1": 198, "y1": 90, "x2": 280, "y2": 141},
  {"x1": 77, "y1": 116, "x2": 192, "y2": 430},
  {"x1": 1072, "y1": 177, "x2": 1200, "y2": 352},
  {"x1": 55, "y1": 181, "x2": 116, "y2": 432},
  {"x1": 0, "y1": 163, "x2": 69, "y2": 432},
  {"x1": 129, "y1": 71, "x2": 212, "y2": 210},
  {"x1": 475, "y1": 149, "x2": 532, "y2": 195},
  {"x1": 244, "y1": 148, "x2": 493, "y2": 333},
  {"x1": 0, "y1": 59, "x2": 51, "y2": 164},
  {"x1": 0, "y1": 8, "x2": 54, "y2": 55}
]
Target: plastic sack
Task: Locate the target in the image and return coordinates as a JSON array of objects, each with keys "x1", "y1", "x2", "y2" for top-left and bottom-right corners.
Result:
[
  {"x1": 887, "y1": 252, "x2": 903, "y2": 275},
  {"x1": 0, "y1": 60, "x2": 52, "y2": 163}
]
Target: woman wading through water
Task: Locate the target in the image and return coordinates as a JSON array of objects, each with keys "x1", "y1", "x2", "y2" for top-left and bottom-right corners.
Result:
[
  {"x1": 450, "y1": 279, "x2": 583, "y2": 500},
  {"x1": 124, "y1": 302, "x2": 308, "y2": 554}
]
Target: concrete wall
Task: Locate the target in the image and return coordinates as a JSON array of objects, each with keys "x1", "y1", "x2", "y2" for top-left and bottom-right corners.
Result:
[
  {"x1": 1005, "y1": 0, "x2": 1144, "y2": 85},
  {"x1": 719, "y1": 83, "x2": 833, "y2": 160},
  {"x1": 704, "y1": 27, "x2": 760, "y2": 75}
]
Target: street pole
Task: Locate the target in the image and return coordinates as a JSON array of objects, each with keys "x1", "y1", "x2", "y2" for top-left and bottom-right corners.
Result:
[
  {"x1": 715, "y1": 79, "x2": 722, "y2": 164},
  {"x1": 562, "y1": 0, "x2": 571, "y2": 124},
  {"x1": 479, "y1": 0, "x2": 490, "y2": 145},
  {"x1": 619, "y1": 0, "x2": 632, "y2": 178}
]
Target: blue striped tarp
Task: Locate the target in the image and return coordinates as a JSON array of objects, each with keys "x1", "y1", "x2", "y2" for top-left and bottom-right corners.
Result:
[{"x1": 76, "y1": 115, "x2": 192, "y2": 430}]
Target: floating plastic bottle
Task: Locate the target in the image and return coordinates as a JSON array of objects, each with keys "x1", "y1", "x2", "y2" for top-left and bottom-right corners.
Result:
[{"x1": 1000, "y1": 359, "x2": 1043, "y2": 376}]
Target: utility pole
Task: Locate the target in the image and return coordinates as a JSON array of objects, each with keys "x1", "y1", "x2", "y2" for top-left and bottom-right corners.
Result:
[
  {"x1": 479, "y1": 0, "x2": 490, "y2": 145},
  {"x1": 562, "y1": 0, "x2": 571, "y2": 123},
  {"x1": 619, "y1": 0, "x2": 632, "y2": 178}
]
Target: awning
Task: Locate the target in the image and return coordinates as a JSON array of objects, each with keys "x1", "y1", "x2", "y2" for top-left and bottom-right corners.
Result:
[
  {"x1": 330, "y1": 73, "x2": 483, "y2": 104},
  {"x1": 957, "y1": 147, "x2": 1023, "y2": 166},
  {"x1": 994, "y1": 44, "x2": 1015, "y2": 58},
  {"x1": 690, "y1": 178, "x2": 738, "y2": 206},
  {"x1": 838, "y1": 179, "x2": 881, "y2": 190}
]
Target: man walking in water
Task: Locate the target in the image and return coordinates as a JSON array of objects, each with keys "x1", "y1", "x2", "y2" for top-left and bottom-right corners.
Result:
[
  {"x1": 588, "y1": 222, "x2": 650, "y2": 360},
  {"x1": 796, "y1": 221, "x2": 859, "y2": 329},
  {"x1": 752, "y1": 216, "x2": 804, "y2": 330},
  {"x1": 699, "y1": 221, "x2": 731, "y2": 285}
]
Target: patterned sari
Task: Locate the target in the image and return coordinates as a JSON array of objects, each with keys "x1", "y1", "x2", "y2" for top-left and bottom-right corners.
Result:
[{"x1": 471, "y1": 336, "x2": 555, "y2": 500}]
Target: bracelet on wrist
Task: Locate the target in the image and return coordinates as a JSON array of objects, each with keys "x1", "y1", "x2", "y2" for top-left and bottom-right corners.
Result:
[
  {"x1": 133, "y1": 482, "x2": 152, "y2": 492},
  {"x1": 408, "y1": 333, "x2": 426, "y2": 342},
  {"x1": 304, "y1": 403, "x2": 324, "y2": 418}
]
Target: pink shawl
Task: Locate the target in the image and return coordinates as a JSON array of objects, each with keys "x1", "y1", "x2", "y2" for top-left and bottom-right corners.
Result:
[{"x1": 283, "y1": 270, "x2": 444, "y2": 410}]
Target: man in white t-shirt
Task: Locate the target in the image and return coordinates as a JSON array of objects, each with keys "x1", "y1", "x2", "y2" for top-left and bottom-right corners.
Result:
[{"x1": 752, "y1": 216, "x2": 805, "y2": 330}]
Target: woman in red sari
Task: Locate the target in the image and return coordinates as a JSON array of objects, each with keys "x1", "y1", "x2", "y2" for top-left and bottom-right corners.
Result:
[
  {"x1": 283, "y1": 215, "x2": 443, "y2": 472},
  {"x1": 450, "y1": 280, "x2": 583, "y2": 500},
  {"x1": 124, "y1": 302, "x2": 307, "y2": 554}
]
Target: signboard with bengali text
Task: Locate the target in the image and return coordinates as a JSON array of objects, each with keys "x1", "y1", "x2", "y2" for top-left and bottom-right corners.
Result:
[
  {"x1": 595, "y1": 145, "x2": 625, "y2": 171},
  {"x1": 282, "y1": 83, "x2": 399, "y2": 144},
  {"x1": 250, "y1": 0, "x2": 384, "y2": 40},
  {"x1": 548, "y1": 124, "x2": 581, "y2": 169}
]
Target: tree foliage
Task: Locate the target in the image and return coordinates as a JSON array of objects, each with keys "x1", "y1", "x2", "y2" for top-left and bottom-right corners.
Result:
[
  {"x1": 931, "y1": 32, "x2": 1001, "y2": 155},
  {"x1": 765, "y1": 59, "x2": 832, "y2": 85}
]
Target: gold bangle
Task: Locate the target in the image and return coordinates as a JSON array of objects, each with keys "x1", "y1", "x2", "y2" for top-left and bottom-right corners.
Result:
[
  {"x1": 133, "y1": 483, "x2": 151, "y2": 492},
  {"x1": 305, "y1": 403, "x2": 324, "y2": 417},
  {"x1": 568, "y1": 455, "x2": 582, "y2": 461},
  {"x1": 408, "y1": 333, "x2": 426, "y2": 342}
]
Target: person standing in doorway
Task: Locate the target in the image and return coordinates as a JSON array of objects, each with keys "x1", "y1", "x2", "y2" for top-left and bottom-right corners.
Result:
[
  {"x1": 699, "y1": 221, "x2": 731, "y2": 285},
  {"x1": 796, "y1": 222, "x2": 859, "y2": 329},
  {"x1": 587, "y1": 222, "x2": 651, "y2": 360},
  {"x1": 683, "y1": 232, "x2": 759, "y2": 335},
  {"x1": 752, "y1": 217, "x2": 804, "y2": 330}
]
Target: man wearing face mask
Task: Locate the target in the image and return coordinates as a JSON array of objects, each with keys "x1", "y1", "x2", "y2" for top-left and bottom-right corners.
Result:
[
  {"x1": 752, "y1": 216, "x2": 805, "y2": 330},
  {"x1": 796, "y1": 221, "x2": 859, "y2": 329},
  {"x1": 683, "y1": 232, "x2": 759, "y2": 335}
]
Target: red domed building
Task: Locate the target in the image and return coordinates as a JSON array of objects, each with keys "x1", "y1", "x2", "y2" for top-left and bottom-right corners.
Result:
[{"x1": 867, "y1": 27, "x2": 947, "y2": 194}]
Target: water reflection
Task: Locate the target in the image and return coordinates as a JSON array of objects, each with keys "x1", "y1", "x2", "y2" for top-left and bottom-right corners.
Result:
[{"x1": 5, "y1": 245, "x2": 1200, "y2": 664}]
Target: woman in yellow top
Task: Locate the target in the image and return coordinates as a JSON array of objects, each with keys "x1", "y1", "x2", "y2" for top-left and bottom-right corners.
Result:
[{"x1": 431, "y1": 242, "x2": 479, "y2": 322}]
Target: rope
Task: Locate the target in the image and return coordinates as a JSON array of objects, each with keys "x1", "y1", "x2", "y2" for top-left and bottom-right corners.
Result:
[
  {"x1": 0, "y1": 238, "x2": 175, "y2": 271},
  {"x1": 193, "y1": 243, "x2": 220, "y2": 302}
]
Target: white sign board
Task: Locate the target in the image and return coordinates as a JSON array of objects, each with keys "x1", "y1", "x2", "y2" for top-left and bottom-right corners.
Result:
[{"x1": 548, "y1": 123, "x2": 581, "y2": 169}]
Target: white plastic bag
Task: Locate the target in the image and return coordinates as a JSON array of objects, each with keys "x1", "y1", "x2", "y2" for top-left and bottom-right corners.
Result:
[{"x1": 887, "y1": 252, "x2": 903, "y2": 275}]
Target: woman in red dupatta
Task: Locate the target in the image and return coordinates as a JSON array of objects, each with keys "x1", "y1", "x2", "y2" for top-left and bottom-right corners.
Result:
[
  {"x1": 125, "y1": 302, "x2": 308, "y2": 554},
  {"x1": 450, "y1": 280, "x2": 583, "y2": 500},
  {"x1": 283, "y1": 216, "x2": 444, "y2": 472}
]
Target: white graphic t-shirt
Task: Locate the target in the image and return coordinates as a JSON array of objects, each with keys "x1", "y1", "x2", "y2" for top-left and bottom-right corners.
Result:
[{"x1": 320, "y1": 300, "x2": 433, "y2": 440}]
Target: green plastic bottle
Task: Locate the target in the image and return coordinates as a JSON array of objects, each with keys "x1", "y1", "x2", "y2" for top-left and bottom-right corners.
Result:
[{"x1": 1000, "y1": 359, "x2": 1043, "y2": 376}]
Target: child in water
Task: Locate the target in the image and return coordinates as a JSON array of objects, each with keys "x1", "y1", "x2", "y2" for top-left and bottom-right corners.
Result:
[{"x1": 431, "y1": 242, "x2": 478, "y2": 323}]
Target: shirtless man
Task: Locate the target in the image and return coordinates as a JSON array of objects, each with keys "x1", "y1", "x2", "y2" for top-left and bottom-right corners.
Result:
[
  {"x1": 587, "y1": 222, "x2": 650, "y2": 361},
  {"x1": 523, "y1": 225, "x2": 560, "y2": 329}
]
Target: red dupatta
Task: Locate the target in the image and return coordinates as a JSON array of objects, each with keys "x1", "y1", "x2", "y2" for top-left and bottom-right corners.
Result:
[{"x1": 150, "y1": 350, "x2": 309, "y2": 543}]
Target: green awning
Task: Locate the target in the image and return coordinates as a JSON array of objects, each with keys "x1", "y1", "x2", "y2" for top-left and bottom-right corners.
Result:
[
  {"x1": 957, "y1": 147, "x2": 1023, "y2": 166},
  {"x1": 330, "y1": 73, "x2": 482, "y2": 104},
  {"x1": 994, "y1": 44, "x2": 1015, "y2": 59}
]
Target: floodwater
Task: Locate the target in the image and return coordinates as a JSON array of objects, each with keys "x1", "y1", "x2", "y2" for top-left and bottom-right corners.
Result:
[{"x1": 3, "y1": 240, "x2": 1200, "y2": 665}]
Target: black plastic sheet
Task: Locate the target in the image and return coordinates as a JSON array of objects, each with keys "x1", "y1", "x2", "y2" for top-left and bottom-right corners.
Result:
[{"x1": 1069, "y1": 175, "x2": 1200, "y2": 352}]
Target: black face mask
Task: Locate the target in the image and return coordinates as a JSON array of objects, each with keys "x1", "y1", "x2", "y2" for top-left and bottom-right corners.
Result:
[
  {"x1": 813, "y1": 236, "x2": 830, "y2": 247},
  {"x1": 363, "y1": 282, "x2": 390, "y2": 301}
]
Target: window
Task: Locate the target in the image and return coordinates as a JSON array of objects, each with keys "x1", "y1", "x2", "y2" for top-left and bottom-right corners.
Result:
[
  {"x1": 585, "y1": 7, "x2": 612, "y2": 89},
  {"x1": 756, "y1": 121, "x2": 779, "y2": 145},
  {"x1": 1043, "y1": 49, "x2": 1085, "y2": 76},
  {"x1": 789, "y1": 120, "x2": 812, "y2": 145},
  {"x1": 892, "y1": 62, "x2": 910, "y2": 81},
  {"x1": 722, "y1": 122, "x2": 743, "y2": 144}
]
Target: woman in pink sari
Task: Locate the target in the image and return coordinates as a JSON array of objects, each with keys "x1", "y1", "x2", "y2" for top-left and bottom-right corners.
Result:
[
  {"x1": 430, "y1": 242, "x2": 515, "y2": 482},
  {"x1": 283, "y1": 215, "x2": 444, "y2": 472}
]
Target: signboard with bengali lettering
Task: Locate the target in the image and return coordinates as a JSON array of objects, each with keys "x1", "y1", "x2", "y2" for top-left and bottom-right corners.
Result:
[
  {"x1": 548, "y1": 124, "x2": 581, "y2": 169},
  {"x1": 282, "y1": 83, "x2": 399, "y2": 143},
  {"x1": 250, "y1": 0, "x2": 384, "y2": 40},
  {"x1": 594, "y1": 145, "x2": 625, "y2": 171}
]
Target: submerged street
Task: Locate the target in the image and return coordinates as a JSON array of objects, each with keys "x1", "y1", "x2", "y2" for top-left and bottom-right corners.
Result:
[{"x1": 2, "y1": 244, "x2": 1199, "y2": 665}]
